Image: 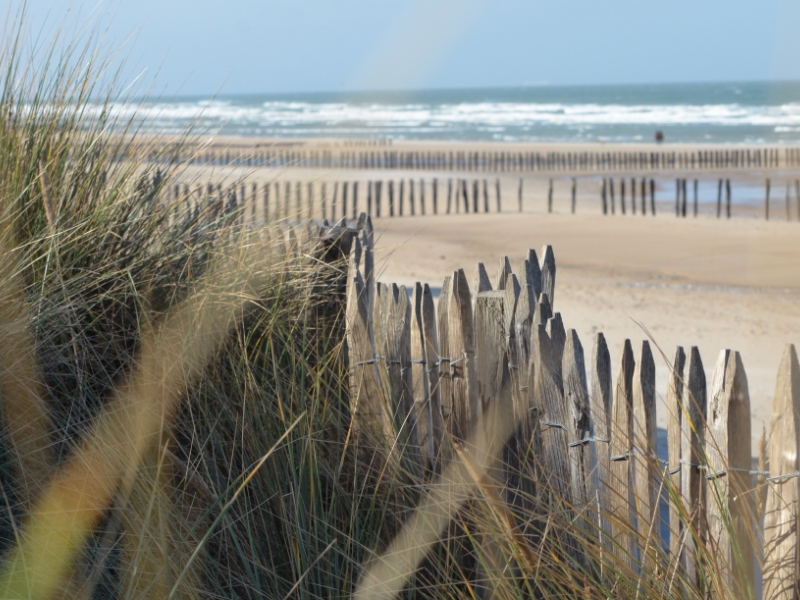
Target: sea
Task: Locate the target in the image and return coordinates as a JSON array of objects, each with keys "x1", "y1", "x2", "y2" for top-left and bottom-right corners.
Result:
[{"x1": 125, "y1": 81, "x2": 800, "y2": 145}]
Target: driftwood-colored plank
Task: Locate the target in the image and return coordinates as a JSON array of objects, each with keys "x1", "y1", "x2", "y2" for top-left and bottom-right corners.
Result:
[
  {"x1": 421, "y1": 284, "x2": 443, "y2": 465},
  {"x1": 546, "y1": 313, "x2": 566, "y2": 369},
  {"x1": 473, "y1": 262, "x2": 492, "y2": 293},
  {"x1": 437, "y1": 275, "x2": 454, "y2": 443},
  {"x1": 632, "y1": 340, "x2": 658, "y2": 570},
  {"x1": 526, "y1": 249, "x2": 543, "y2": 301},
  {"x1": 667, "y1": 346, "x2": 686, "y2": 561},
  {"x1": 384, "y1": 284, "x2": 420, "y2": 469},
  {"x1": 591, "y1": 332, "x2": 613, "y2": 555},
  {"x1": 346, "y1": 238, "x2": 391, "y2": 444},
  {"x1": 563, "y1": 329, "x2": 593, "y2": 529},
  {"x1": 448, "y1": 269, "x2": 478, "y2": 441},
  {"x1": 763, "y1": 344, "x2": 800, "y2": 600},
  {"x1": 609, "y1": 339, "x2": 635, "y2": 570},
  {"x1": 680, "y1": 346, "x2": 707, "y2": 586},
  {"x1": 706, "y1": 349, "x2": 754, "y2": 599},
  {"x1": 411, "y1": 283, "x2": 434, "y2": 470},
  {"x1": 496, "y1": 255, "x2": 512, "y2": 291},
  {"x1": 534, "y1": 293, "x2": 552, "y2": 327},
  {"x1": 540, "y1": 245, "x2": 556, "y2": 310},
  {"x1": 475, "y1": 291, "x2": 507, "y2": 416}
]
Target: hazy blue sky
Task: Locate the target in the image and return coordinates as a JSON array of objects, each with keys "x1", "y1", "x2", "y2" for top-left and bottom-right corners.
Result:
[{"x1": 21, "y1": 0, "x2": 800, "y2": 95}]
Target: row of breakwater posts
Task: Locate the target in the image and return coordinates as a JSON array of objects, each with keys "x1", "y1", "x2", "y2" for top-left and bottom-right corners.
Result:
[
  {"x1": 163, "y1": 174, "x2": 800, "y2": 224},
  {"x1": 343, "y1": 212, "x2": 800, "y2": 599},
  {"x1": 148, "y1": 144, "x2": 800, "y2": 172}
]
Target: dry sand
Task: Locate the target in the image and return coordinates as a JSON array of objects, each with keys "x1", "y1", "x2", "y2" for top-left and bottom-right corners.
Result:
[
  {"x1": 371, "y1": 211, "x2": 800, "y2": 453},
  {"x1": 181, "y1": 136, "x2": 800, "y2": 453}
]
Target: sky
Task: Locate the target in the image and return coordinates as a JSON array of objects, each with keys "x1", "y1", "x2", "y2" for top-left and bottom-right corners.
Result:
[{"x1": 19, "y1": 0, "x2": 800, "y2": 96}]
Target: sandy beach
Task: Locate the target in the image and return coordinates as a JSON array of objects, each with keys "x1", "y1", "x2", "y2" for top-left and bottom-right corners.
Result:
[
  {"x1": 370, "y1": 211, "x2": 800, "y2": 453},
  {"x1": 182, "y1": 138, "x2": 800, "y2": 453}
]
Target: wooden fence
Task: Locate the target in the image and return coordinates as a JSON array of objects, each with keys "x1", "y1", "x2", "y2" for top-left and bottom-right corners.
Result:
[
  {"x1": 146, "y1": 144, "x2": 800, "y2": 173},
  {"x1": 344, "y1": 212, "x2": 800, "y2": 598},
  {"x1": 165, "y1": 175, "x2": 800, "y2": 225}
]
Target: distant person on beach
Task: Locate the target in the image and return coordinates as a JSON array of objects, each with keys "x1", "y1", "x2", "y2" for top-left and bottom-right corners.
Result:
[{"x1": 655, "y1": 130, "x2": 664, "y2": 143}]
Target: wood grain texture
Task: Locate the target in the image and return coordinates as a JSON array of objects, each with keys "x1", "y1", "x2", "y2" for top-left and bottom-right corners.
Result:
[
  {"x1": 563, "y1": 329, "x2": 593, "y2": 529},
  {"x1": 680, "y1": 346, "x2": 707, "y2": 586},
  {"x1": 763, "y1": 344, "x2": 800, "y2": 600},
  {"x1": 496, "y1": 255, "x2": 512, "y2": 291},
  {"x1": 411, "y1": 283, "x2": 434, "y2": 470},
  {"x1": 473, "y1": 262, "x2": 492, "y2": 293},
  {"x1": 706, "y1": 349, "x2": 754, "y2": 599},
  {"x1": 667, "y1": 346, "x2": 687, "y2": 562},
  {"x1": 447, "y1": 269, "x2": 478, "y2": 441},
  {"x1": 421, "y1": 283, "x2": 443, "y2": 466},
  {"x1": 591, "y1": 332, "x2": 613, "y2": 556},
  {"x1": 609, "y1": 340, "x2": 635, "y2": 570},
  {"x1": 540, "y1": 245, "x2": 556, "y2": 310},
  {"x1": 437, "y1": 275, "x2": 453, "y2": 450},
  {"x1": 632, "y1": 340, "x2": 658, "y2": 570}
]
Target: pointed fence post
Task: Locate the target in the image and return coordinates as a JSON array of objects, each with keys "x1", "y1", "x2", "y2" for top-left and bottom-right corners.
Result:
[
  {"x1": 632, "y1": 341, "x2": 658, "y2": 571},
  {"x1": 763, "y1": 344, "x2": 800, "y2": 600},
  {"x1": 496, "y1": 256, "x2": 512, "y2": 291},
  {"x1": 437, "y1": 276, "x2": 454, "y2": 442},
  {"x1": 421, "y1": 284, "x2": 443, "y2": 464},
  {"x1": 680, "y1": 346, "x2": 707, "y2": 587},
  {"x1": 564, "y1": 330, "x2": 594, "y2": 531},
  {"x1": 448, "y1": 269, "x2": 478, "y2": 441},
  {"x1": 540, "y1": 245, "x2": 556, "y2": 310},
  {"x1": 475, "y1": 290, "x2": 508, "y2": 420},
  {"x1": 346, "y1": 235, "x2": 392, "y2": 445},
  {"x1": 706, "y1": 349, "x2": 754, "y2": 599},
  {"x1": 473, "y1": 262, "x2": 492, "y2": 293},
  {"x1": 411, "y1": 283, "x2": 434, "y2": 471},
  {"x1": 383, "y1": 283, "x2": 420, "y2": 470},
  {"x1": 609, "y1": 340, "x2": 635, "y2": 570},
  {"x1": 591, "y1": 333, "x2": 613, "y2": 557},
  {"x1": 667, "y1": 346, "x2": 687, "y2": 561}
]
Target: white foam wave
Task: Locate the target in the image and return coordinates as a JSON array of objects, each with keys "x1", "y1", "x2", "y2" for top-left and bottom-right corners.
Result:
[{"x1": 78, "y1": 98, "x2": 800, "y2": 139}]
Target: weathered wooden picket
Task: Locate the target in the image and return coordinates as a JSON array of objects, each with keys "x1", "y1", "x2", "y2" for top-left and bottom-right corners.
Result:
[{"x1": 344, "y1": 212, "x2": 800, "y2": 599}]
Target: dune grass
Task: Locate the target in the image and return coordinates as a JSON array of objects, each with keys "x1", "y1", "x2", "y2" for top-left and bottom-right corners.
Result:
[{"x1": 0, "y1": 8, "x2": 769, "y2": 600}]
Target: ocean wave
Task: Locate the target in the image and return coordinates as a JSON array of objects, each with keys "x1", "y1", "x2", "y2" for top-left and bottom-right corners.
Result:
[{"x1": 70, "y1": 94, "x2": 800, "y2": 142}]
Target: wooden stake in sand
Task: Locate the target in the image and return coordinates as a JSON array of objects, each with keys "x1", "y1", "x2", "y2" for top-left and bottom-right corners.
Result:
[
  {"x1": 763, "y1": 344, "x2": 800, "y2": 600},
  {"x1": 571, "y1": 177, "x2": 577, "y2": 214}
]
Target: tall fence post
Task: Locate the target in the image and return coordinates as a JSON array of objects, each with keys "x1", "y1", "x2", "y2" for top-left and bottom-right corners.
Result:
[
  {"x1": 680, "y1": 347, "x2": 707, "y2": 587},
  {"x1": 763, "y1": 344, "x2": 800, "y2": 600},
  {"x1": 706, "y1": 349, "x2": 754, "y2": 598}
]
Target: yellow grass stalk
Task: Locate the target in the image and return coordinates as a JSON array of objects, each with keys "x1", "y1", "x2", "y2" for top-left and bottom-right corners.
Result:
[{"x1": 0, "y1": 233, "x2": 277, "y2": 600}]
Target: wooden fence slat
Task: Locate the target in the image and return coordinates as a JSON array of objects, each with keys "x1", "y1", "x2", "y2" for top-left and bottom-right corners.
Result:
[
  {"x1": 475, "y1": 290, "x2": 509, "y2": 419},
  {"x1": 497, "y1": 256, "x2": 512, "y2": 290},
  {"x1": 591, "y1": 332, "x2": 613, "y2": 557},
  {"x1": 531, "y1": 321, "x2": 581, "y2": 562},
  {"x1": 473, "y1": 262, "x2": 492, "y2": 293},
  {"x1": 680, "y1": 346, "x2": 707, "y2": 586},
  {"x1": 346, "y1": 237, "x2": 392, "y2": 444},
  {"x1": 411, "y1": 283, "x2": 434, "y2": 471},
  {"x1": 437, "y1": 275, "x2": 454, "y2": 442},
  {"x1": 564, "y1": 329, "x2": 593, "y2": 529},
  {"x1": 525, "y1": 248, "x2": 543, "y2": 302},
  {"x1": 667, "y1": 346, "x2": 687, "y2": 562},
  {"x1": 448, "y1": 269, "x2": 478, "y2": 441},
  {"x1": 632, "y1": 340, "x2": 658, "y2": 571},
  {"x1": 609, "y1": 339, "x2": 635, "y2": 570},
  {"x1": 546, "y1": 313, "x2": 566, "y2": 369},
  {"x1": 534, "y1": 293, "x2": 552, "y2": 327},
  {"x1": 540, "y1": 245, "x2": 556, "y2": 309},
  {"x1": 706, "y1": 349, "x2": 754, "y2": 598},
  {"x1": 763, "y1": 344, "x2": 800, "y2": 600},
  {"x1": 421, "y1": 283, "x2": 443, "y2": 465}
]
